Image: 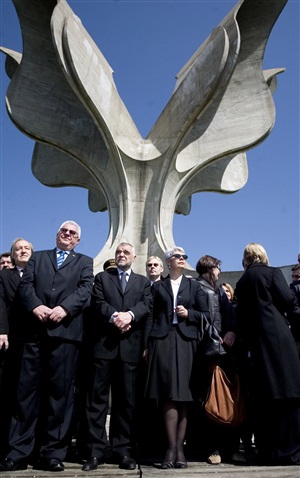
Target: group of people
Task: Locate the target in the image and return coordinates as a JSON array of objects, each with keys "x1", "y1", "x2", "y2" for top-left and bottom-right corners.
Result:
[{"x1": 1, "y1": 222, "x2": 300, "y2": 472}]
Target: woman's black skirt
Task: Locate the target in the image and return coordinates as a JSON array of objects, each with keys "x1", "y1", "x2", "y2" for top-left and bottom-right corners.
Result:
[{"x1": 146, "y1": 326, "x2": 197, "y2": 402}]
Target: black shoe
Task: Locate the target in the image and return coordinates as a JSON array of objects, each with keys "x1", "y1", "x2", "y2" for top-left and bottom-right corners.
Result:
[
  {"x1": 0, "y1": 458, "x2": 27, "y2": 472},
  {"x1": 119, "y1": 455, "x2": 136, "y2": 470},
  {"x1": 82, "y1": 457, "x2": 101, "y2": 471},
  {"x1": 161, "y1": 461, "x2": 175, "y2": 469},
  {"x1": 45, "y1": 458, "x2": 65, "y2": 472}
]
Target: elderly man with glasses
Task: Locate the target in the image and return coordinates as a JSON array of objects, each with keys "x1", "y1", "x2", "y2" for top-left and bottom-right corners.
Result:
[
  {"x1": 146, "y1": 256, "x2": 164, "y2": 284},
  {"x1": 0, "y1": 221, "x2": 94, "y2": 473}
]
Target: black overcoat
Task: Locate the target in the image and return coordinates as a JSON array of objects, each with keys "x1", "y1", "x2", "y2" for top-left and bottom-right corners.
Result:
[{"x1": 235, "y1": 263, "x2": 300, "y2": 399}]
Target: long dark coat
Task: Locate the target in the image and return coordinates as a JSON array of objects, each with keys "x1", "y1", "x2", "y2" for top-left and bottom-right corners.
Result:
[{"x1": 235, "y1": 263, "x2": 300, "y2": 400}]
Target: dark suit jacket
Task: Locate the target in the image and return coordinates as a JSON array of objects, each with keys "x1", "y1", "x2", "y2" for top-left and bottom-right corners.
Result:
[
  {"x1": 0, "y1": 268, "x2": 22, "y2": 336},
  {"x1": 235, "y1": 263, "x2": 300, "y2": 399},
  {"x1": 145, "y1": 275, "x2": 209, "y2": 344},
  {"x1": 18, "y1": 248, "x2": 94, "y2": 342},
  {"x1": 91, "y1": 269, "x2": 152, "y2": 362}
]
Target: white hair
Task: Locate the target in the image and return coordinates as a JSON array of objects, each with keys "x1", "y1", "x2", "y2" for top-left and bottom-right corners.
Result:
[
  {"x1": 58, "y1": 220, "x2": 81, "y2": 238},
  {"x1": 165, "y1": 246, "x2": 185, "y2": 260}
]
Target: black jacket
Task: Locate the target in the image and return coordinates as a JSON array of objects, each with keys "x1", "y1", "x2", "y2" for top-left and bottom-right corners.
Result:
[
  {"x1": 196, "y1": 276, "x2": 235, "y2": 335},
  {"x1": 145, "y1": 275, "x2": 209, "y2": 345},
  {"x1": 235, "y1": 263, "x2": 300, "y2": 399},
  {"x1": 18, "y1": 248, "x2": 94, "y2": 342},
  {"x1": 91, "y1": 268, "x2": 152, "y2": 362}
]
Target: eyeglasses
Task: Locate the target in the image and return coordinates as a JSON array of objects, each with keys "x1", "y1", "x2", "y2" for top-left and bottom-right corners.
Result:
[
  {"x1": 292, "y1": 275, "x2": 300, "y2": 280},
  {"x1": 147, "y1": 263, "x2": 159, "y2": 267},
  {"x1": 171, "y1": 254, "x2": 188, "y2": 260},
  {"x1": 60, "y1": 227, "x2": 78, "y2": 237}
]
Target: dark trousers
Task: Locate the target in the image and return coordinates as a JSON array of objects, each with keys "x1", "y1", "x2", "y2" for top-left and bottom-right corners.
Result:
[
  {"x1": 86, "y1": 357, "x2": 139, "y2": 458},
  {"x1": 0, "y1": 340, "x2": 23, "y2": 458},
  {"x1": 8, "y1": 338, "x2": 79, "y2": 462}
]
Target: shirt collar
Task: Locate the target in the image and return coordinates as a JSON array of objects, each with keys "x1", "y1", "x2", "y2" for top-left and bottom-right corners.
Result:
[
  {"x1": 117, "y1": 267, "x2": 132, "y2": 276},
  {"x1": 56, "y1": 248, "x2": 70, "y2": 255}
]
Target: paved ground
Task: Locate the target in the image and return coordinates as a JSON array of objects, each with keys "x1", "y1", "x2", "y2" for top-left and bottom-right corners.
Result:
[{"x1": 0, "y1": 461, "x2": 299, "y2": 478}]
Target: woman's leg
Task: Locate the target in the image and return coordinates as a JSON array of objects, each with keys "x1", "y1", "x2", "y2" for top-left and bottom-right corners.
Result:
[
  {"x1": 162, "y1": 400, "x2": 177, "y2": 464},
  {"x1": 176, "y1": 402, "x2": 187, "y2": 463},
  {"x1": 162, "y1": 400, "x2": 188, "y2": 464}
]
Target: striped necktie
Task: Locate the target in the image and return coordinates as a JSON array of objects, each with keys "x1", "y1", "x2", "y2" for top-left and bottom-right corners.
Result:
[{"x1": 57, "y1": 251, "x2": 66, "y2": 268}]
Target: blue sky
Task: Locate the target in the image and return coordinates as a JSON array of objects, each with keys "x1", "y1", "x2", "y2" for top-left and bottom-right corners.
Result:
[{"x1": 0, "y1": 0, "x2": 299, "y2": 271}]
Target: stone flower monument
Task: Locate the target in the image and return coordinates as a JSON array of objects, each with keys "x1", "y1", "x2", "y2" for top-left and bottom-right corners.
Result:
[{"x1": 1, "y1": 0, "x2": 287, "y2": 273}]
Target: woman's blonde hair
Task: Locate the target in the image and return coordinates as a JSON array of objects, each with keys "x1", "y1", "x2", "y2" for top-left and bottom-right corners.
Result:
[
  {"x1": 222, "y1": 282, "x2": 234, "y2": 301},
  {"x1": 243, "y1": 243, "x2": 270, "y2": 268}
]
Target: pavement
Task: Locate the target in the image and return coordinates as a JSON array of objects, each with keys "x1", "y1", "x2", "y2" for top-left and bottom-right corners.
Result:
[{"x1": 0, "y1": 460, "x2": 299, "y2": 478}]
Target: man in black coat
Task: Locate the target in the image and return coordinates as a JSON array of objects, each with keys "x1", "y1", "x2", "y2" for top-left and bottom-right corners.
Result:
[
  {"x1": 0, "y1": 238, "x2": 33, "y2": 457},
  {"x1": 0, "y1": 221, "x2": 94, "y2": 473},
  {"x1": 83, "y1": 242, "x2": 152, "y2": 472}
]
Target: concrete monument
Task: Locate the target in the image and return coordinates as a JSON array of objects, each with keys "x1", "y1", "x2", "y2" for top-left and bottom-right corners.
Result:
[{"x1": 1, "y1": 0, "x2": 287, "y2": 273}]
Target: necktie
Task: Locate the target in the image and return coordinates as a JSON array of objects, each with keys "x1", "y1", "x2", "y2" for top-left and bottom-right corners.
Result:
[
  {"x1": 120, "y1": 271, "x2": 127, "y2": 292},
  {"x1": 57, "y1": 251, "x2": 65, "y2": 268},
  {"x1": 19, "y1": 269, "x2": 24, "y2": 277}
]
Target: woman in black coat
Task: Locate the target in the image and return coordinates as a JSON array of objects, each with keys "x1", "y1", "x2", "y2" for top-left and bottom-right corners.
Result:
[
  {"x1": 144, "y1": 246, "x2": 209, "y2": 469},
  {"x1": 235, "y1": 243, "x2": 300, "y2": 465}
]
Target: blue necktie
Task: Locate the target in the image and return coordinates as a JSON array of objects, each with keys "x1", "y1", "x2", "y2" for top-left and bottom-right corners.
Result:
[
  {"x1": 120, "y1": 271, "x2": 127, "y2": 292},
  {"x1": 57, "y1": 251, "x2": 66, "y2": 268}
]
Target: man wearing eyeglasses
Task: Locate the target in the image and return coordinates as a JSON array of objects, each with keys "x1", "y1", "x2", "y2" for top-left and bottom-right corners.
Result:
[
  {"x1": 146, "y1": 256, "x2": 164, "y2": 284},
  {"x1": 0, "y1": 221, "x2": 94, "y2": 473}
]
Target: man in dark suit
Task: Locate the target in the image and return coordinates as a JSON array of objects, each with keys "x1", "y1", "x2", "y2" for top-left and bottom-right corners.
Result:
[
  {"x1": 0, "y1": 221, "x2": 94, "y2": 473},
  {"x1": 0, "y1": 252, "x2": 13, "y2": 270},
  {"x1": 146, "y1": 255, "x2": 164, "y2": 284},
  {"x1": 0, "y1": 238, "x2": 33, "y2": 457},
  {"x1": 82, "y1": 242, "x2": 152, "y2": 471}
]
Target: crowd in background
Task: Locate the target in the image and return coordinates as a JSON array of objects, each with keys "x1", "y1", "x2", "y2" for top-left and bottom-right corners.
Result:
[{"x1": 1, "y1": 226, "x2": 300, "y2": 472}]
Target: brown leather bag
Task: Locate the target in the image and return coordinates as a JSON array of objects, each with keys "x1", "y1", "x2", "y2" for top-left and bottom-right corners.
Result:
[{"x1": 205, "y1": 365, "x2": 245, "y2": 427}]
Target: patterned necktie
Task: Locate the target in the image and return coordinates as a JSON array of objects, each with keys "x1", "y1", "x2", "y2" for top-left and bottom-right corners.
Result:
[
  {"x1": 57, "y1": 250, "x2": 65, "y2": 268},
  {"x1": 120, "y1": 271, "x2": 127, "y2": 292}
]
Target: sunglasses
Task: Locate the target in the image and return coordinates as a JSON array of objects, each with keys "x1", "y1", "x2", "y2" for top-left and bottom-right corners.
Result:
[
  {"x1": 171, "y1": 254, "x2": 188, "y2": 260},
  {"x1": 60, "y1": 227, "x2": 78, "y2": 237},
  {"x1": 147, "y1": 263, "x2": 160, "y2": 267}
]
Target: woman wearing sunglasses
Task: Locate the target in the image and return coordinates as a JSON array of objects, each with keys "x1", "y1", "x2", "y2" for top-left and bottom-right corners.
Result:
[{"x1": 144, "y1": 246, "x2": 209, "y2": 469}]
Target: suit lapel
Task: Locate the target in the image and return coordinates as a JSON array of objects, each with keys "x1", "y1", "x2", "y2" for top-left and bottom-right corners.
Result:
[
  {"x1": 160, "y1": 277, "x2": 173, "y2": 299},
  {"x1": 49, "y1": 249, "x2": 58, "y2": 270},
  {"x1": 11, "y1": 268, "x2": 21, "y2": 286},
  {"x1": 60, "y1": 251, "x2": 76, "y2": 269},
  {"x1": 125, "y1": 271, "x2": 137, "y2": 294},
  {"x1": 178, "y1": 275, "x2": 189, "y2": 295},
  {"x1": 110, "y1": 270, "x2": 123, "y2": 294},
  {"x1": 49, "y1": 249, "x2": 76, "y2": 270}
]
